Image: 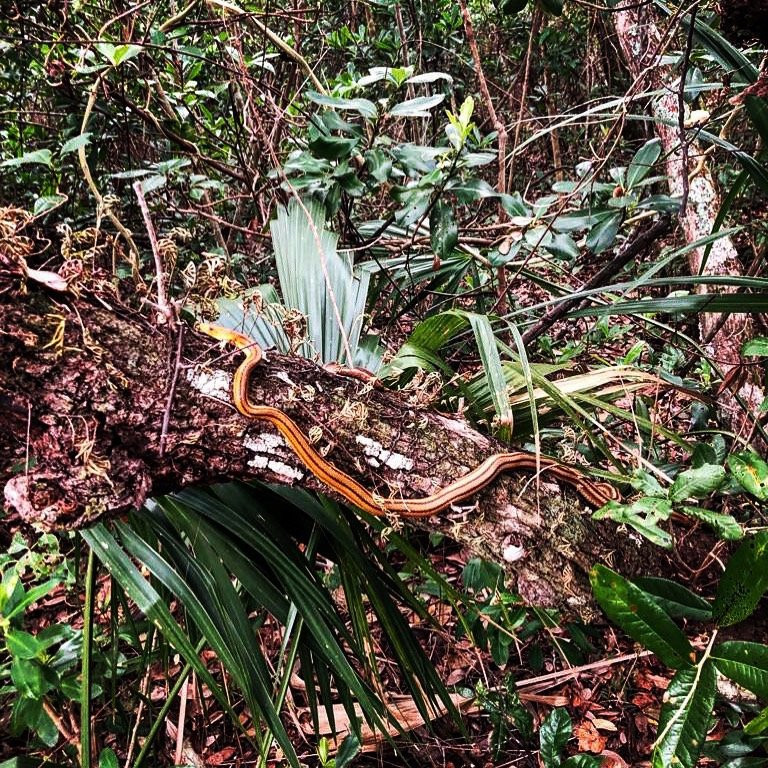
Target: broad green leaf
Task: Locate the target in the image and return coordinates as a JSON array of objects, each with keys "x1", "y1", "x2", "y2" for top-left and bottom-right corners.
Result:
[
  {"x1": 593, "y1": 498, "x2": 673, "y2": 548},
  {"x1": 1, "y1": 149, "x2": 53, "y2": 168},
  {"x1": 308, "y1": 134, "x2": 358, "y2": 160},
  {"x1": 500, "y1": 192, "x2": 530, "y2": 217},
  {"x1": 430, "y1": 200, "x2": 458, "y2": 259},
  {"x1": 742, "y1": 337, "x2": 768, "y2": 358},
  {"x1": 364, "y1": 148, "x2": 392, "y2": 182},
  {"x1": 626, "y1": 139, "x2": 662, "y2": 190},
  {"x1": 539, "y1": 707, "x2": 571, "y2": 768},
  {"x1": 405, "y1": 71, "x2": 453, "y2": 85},
  {"x1": 306, "y1": 91, "x2": 378, "y2": 119},
  {"x1": 562, "y1": 756, "x2": 602, "y2": 768},
  {"x1": 585, "y1": 211, "x2": 622, "y2": 254},
  {"x1": 3, "y1": 578, "x2": 60, "y2": 621},
  {"x1": 728, "y1": 452, "x2": 768, "y2": 500},
  {"x1": 634, "y1": 577, "x2": 713, "y2": 621},
  {"x1": 744, "y1": 704, "x2": 768, "y2": 735},
  {"x1": 713, "y1": 641, "x2": 768, "y2": 699},
  {"x1": 591, "y1": 565, "x2": 694, "y2": 668},
  {"x1": 501, "y1": 0, "x2": 529, "y2": 13},
  {"x1": 713, "y1": 531, "x2": 768, "y2": 627},
  {"x1": 95, "y1": 42, "x2": 143, "y2": 67},
  {"x1": 98, "y1": 748, "x2": 119, "y2": 768},
  {"x1": 680, "y1": 506, "x2": 743, "y2": 541},
  {"x1": 33, "y1": 195, "x2": 67, "y2": 215},
  {"x1": 60, "y1": 133, "x2": 91, "y2": 154},
  {"x1": 543, "y1": 232, "x2": 580, "y2": 261},
  {"x1": 11, "y1": 658, "x2": 46, "y2": 698},
  {"x1": 447, "y1": 178, "x2": 498, "y2": 201},
  {"x1": 335, "y1": 733, "x2": 362, "y2": 768},
  {"x1": 669, "y1": 464, "x2": 726, "y2": 502},
  {"x1": 6, "y1": 630, "x2": 44, "y2": 660},
  {"x1": 637, "y1": 194, "x2": 681, "y2": 213},
  {"x1": 652, "y1": 661, "x2": 717, "y2": 768},
  {"x1": 388, "y1": 94, "x2": 445, "y2": 117}
]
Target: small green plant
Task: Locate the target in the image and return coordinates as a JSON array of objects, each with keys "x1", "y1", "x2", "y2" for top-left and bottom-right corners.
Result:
[
  {"x1": 315, "y1": 734, "x2": 361, "y2": 768},
  {"x1": 0, "y1": 568, "x2": 71, "y2": 746},
  {"x1": 591, "y1": 530, "x2": 768, "y2": 768},
  {"x1": 538, "y1": 707, "x2": 603, "y2": 768}
]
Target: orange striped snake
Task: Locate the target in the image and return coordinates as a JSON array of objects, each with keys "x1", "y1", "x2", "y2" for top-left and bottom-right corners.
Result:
[{"x1": 197, "y1": 324, "x2": 620, "y2": 517}]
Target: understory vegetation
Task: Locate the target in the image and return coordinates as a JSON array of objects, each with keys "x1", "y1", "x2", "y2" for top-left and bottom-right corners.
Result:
[{"x1": 2, "y1": 1, "x2": 768, "y2": 766}]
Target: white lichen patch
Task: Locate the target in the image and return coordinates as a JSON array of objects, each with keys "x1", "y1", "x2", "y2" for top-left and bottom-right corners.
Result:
[
  {"x1": 243, "y1": 434, "x2": 304, "y2": 480},
  {"x1": 355, "y1": 435, "x2": 413, "y2": 471},
  {"x1": 243, "y1": 432, "x2": 285, "y2": 453},
  {"x1": 502, "y1": 543, "x2": 526, "y2": 563},
  {"x1": 187, "y1": 367, "x2": 231, "y2": 400}
]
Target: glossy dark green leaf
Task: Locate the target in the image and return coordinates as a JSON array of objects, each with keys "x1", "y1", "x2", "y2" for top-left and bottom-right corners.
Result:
[
  {"x1": 652, "y1": 661, "x2": 717, "y2": 768},
  {"x1": 335, "y1": 733, "x2": 362, "y2": 768},
  {"x1": 562, "y1": 756, "x2": 602, "y2": 768},
  {"x1": 543, "y1": 232, "x2": 580, "y2": 261},
  {"x1": 539, "y1": 707, "x2": 571, "y2": 767},
  {"x1": 430, "y1": 200, "x2": 458, "y2": 259},
  {"x1": 713, "y1": 532, "x2": 768, "y2": 627},
  {"x1": 637, "y1": 194, "x2": 681, "y2": 212},
  {"x1": 634, "y1": 577, "x2": 713, "y2": 621},
  {"x1": 500, "y1": 0, "x2": 529, "y2": 14},
  {"x1": 585, "y1": 211, "x2": 622, "y2": 254},
  {"x1": 728, "y1": 452, "x2": 768, "y2": 501},
  {"x1": 308, "y1": 134, "x2": 358, "y2": 160},
  {"x1": 591, "y1": 565, "x2": 694, "y2": 668}
]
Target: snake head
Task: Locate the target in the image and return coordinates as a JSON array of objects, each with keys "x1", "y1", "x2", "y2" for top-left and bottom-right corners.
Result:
[{"x1": 195, "y1": 322, "x2": 253, "y2": 351}]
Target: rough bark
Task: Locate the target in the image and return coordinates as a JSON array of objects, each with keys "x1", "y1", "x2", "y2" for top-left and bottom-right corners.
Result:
[
  {"x1": 614, "y1": 8, "x2": 764, "y2": 441},
  {"x1": 0, "y1": 263, "x2": 683, "y2": 613}
]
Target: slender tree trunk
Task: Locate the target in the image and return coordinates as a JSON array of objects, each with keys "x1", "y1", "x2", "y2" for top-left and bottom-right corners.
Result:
[{"x1": 613, "y1": 7, "x2": 764, "y2": 441}]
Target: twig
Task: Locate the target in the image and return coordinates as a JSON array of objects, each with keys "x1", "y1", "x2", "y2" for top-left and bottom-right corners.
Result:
[
  {"x1": 458, "y1": 0, "x2": 509, "y2": 315},
  {"x1": 521, "y1": 217, "x2": 671, "y2": 345},
  {"x1": 516, "y1": 650, "x2": 652, "y2": 690},
  {"x1": 159, "y1": 324, "x2": 184, "y2": 457},
  {"x1": 133, "y1": 181, "x2": 174, "y2": 324},
  {"x1": 677, "y1": 1, "x2": 699, "y2": 218}
]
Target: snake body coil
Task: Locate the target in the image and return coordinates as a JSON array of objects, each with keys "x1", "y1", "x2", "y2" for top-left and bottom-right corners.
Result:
[{"x1": 198, "y1": 324, "x2": 620, "y2": 517}]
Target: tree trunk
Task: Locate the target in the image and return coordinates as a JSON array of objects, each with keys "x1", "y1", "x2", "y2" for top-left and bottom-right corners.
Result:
[
  {"x1": 613, "y1": 7, "x2": 764, "y2": 440},
  {"x1": 1, "y1": 240, "x2": 681, "y2": 615}
]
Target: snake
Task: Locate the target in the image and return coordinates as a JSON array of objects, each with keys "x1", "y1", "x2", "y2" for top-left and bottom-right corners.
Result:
[{"x1": 197, "y1": 323, "x2": 621, "y2": 517}]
